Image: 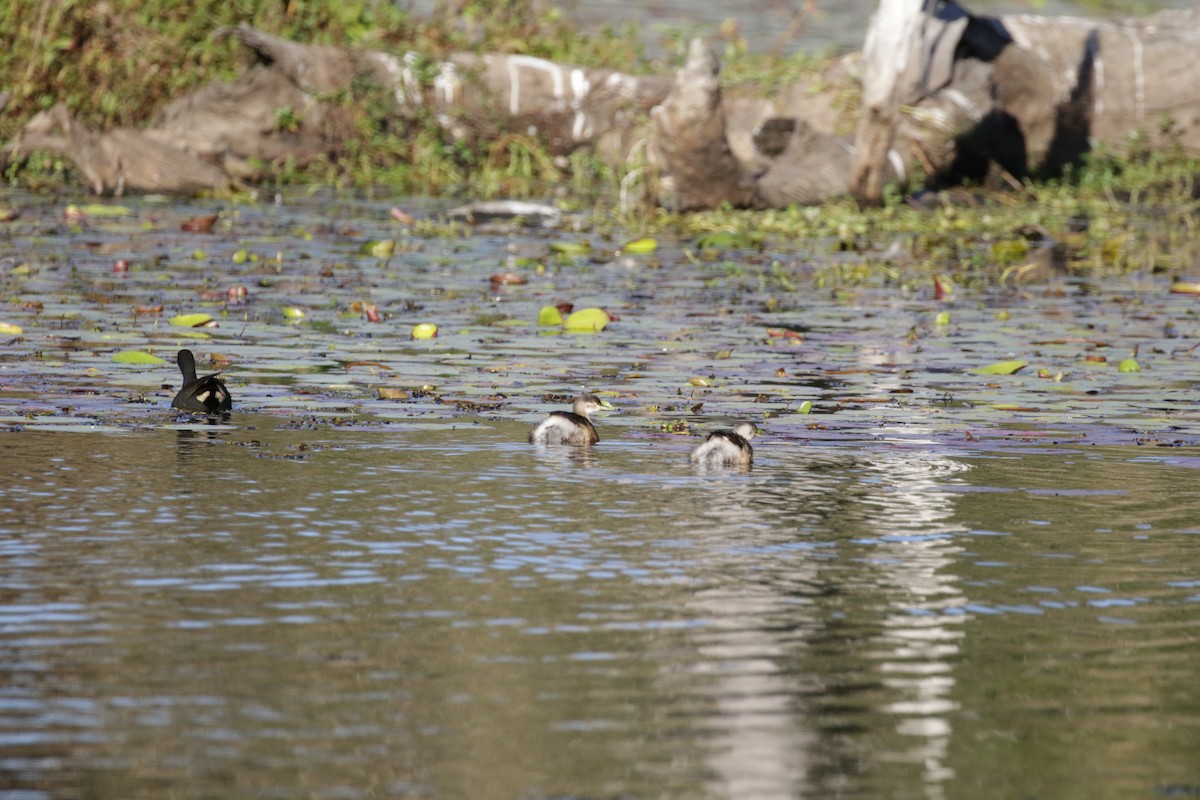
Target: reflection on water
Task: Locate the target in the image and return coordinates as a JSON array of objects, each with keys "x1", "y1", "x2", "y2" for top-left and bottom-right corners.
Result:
[{"x1": 2, "y1": 423, "x2": 1199, "y2": 799}]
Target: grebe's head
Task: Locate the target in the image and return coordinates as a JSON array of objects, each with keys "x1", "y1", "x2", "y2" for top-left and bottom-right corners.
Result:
[
  {"x1": 573, "y1": 394, "x2": 614, "y2": 417},
  {"x1": 733, "y1": 422, "x2": 759, "y2": 441}
]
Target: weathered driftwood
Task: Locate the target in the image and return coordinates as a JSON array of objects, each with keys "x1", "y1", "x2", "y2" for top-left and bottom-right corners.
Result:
[
  {"x1": 851, "y1": 0, "x2": 1200, "y2": 204},
  {"x1": 5, "y1": 3, "x2": 1200, "y2": 206}
]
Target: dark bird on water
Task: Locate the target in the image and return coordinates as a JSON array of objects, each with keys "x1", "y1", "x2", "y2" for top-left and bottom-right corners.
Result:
[
  {"x1": 690, "y1": 422, "x2": 758, "y2": 466},
  {"x1": 171, "y1": 349, "x2": 232, "y2": 414},
  {"x1": 529, "y1": 394, "x2": 613, "y2": 445}
]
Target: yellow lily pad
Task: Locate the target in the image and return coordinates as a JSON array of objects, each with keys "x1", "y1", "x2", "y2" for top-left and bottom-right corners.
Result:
[
  {"x1": 112, "y1": 350, "x2": 167, "y2": 365},
  {"x1": 563, "y1": 307, "x2": 610, "y2": 333},
  {"x1": 970, "y1": 360, "x2": 1028, "y2": 376},
  {"x1": 622, "y1": 237, "x2": 657, "y2": 254},
  {"x1": 411, "y1": 323, "x2": 438, "y2": 339},
  {"x1": 1118, "y1": 358, "x2": 1141, "y2": 372},
  {"x1": 0, "y1": 322, "x2": 22, "y2": 335},
  {"x1": 169, "y1": 313, "x2": 213, "y2": 327}
]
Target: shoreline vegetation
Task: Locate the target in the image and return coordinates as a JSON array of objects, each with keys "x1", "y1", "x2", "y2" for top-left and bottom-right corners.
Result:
[{"x1": 2, "y1": 0, "x2": 1199, "y2": 283}]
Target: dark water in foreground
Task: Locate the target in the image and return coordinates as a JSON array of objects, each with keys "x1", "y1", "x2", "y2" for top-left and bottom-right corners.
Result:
[{"x1": 2, "y1": 423, "x2": 1199, "y2": 799}]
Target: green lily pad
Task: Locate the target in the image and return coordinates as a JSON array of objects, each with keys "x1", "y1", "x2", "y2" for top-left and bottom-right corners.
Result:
[
  {"x1": 112, "y1": 350, "x2": 167, "y2": 365},
  {"x1": 74, "y1": 203, "x2": 132, "y2": 217},
  {"x1": 365, "y1": 239, "x2": 396, "y2": 258},
  {"x1": 970, "y1": 359, "x2": 1028, "y2": 376},
  {"x1": 550, "y1": 241, "x2": 590, "y2": 256},
  {"x1": 1118, "y1": 358, "x2": 1141, "y2": 372},
  {"x1": 537, "y1": 306, "x2": 564, "y2": 326}
]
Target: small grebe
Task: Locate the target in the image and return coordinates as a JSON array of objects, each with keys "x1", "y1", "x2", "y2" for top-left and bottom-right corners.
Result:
[
  {"x1": 690, "y1": 422, "x2": 758, "y2": 466},
  {"x1": 529, "y1": 394, "x2": 613, "y2": 445}
]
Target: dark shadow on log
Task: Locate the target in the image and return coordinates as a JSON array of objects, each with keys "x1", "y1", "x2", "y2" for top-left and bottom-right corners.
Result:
[{"x1": 1037, "y1": 28, "x2": 1098, "y2": 179}]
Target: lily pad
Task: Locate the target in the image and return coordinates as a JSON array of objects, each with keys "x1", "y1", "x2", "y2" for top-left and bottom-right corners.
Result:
[
  {"x1": 1118, "y1": 358, "x2": 1141, "y2": 372},
  {"x1": 563, "y1": 307, "x2": 610, "y2": 333},
  {"x1": 73, "y1": 203, "x2": 132, "y2": 217},
  {"x1": 169, "y1": 313, "x2": 214, "y2": 327},
  {"x1": 970, "y1": 360, "x2": 1028, "y2": 376},
  {"x1": 537, "y1": 305, "x2": 564, "y2": 326},
  {"x1": 622, "y1": 237, "x2": 658, "y2": 254},
  {"x1": 0, "y1": 322, "x2": 22, "y2": 335},
  {"x1": 112, "y1": 350, "x2": 167, "y2": 365},
  {"x1": 549, "y1": 241, "x2": 590, "y2": 257},
  {"x1": 411, "y1": 323, "x2": 438, "y2": 339}
]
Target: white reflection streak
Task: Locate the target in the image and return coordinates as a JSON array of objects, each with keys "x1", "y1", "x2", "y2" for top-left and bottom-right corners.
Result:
[
  {"x1": 864, "y1": 448, "x2": 970, "y2": 800},
  {"x1": 678, "y1": 488, "x2": 815, "y2": 800},
  {"x1": 689, "y1": 585, "x2": 814, "y2": 800}
]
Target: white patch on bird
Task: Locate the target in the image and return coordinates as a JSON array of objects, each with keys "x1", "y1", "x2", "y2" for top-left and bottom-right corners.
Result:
[{"x1": 196, "y1": 390, "x2": 212, "y2": 403}]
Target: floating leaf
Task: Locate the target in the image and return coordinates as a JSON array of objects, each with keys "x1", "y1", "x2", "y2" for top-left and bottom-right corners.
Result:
[
  {"x1": 970, "y1": 359, "x2": 1028, "y2": 376},
  {"x1": 694, "y1": 230, "x2": 764, "y2": 250},
  {"x1": 411, "y1": 323, "x2": 438, "y2": 339},
  {"x1": 0, "y1": 322, "x2": 22, "y2": 335},
  {"x1": 232, "y1": 248, "x2": 248, "y2": 264},
  {"x1": 112, "y1": 350, "x2": 167, "y2": 365},
  {"x1": 170, "y1": 313, "x2": 213, "y2": 327},
  {"x1": 549, "y1": 241, "x2": 590, "y2": 256},
  {"x1": 687, "y1": 377, "x2": 711, "y2": 387},
  {"x1": 622, "y1": 237, "x2": 657, "y2": 254},
  {"x1": 796, "y1": 400, "x2": 813, "y2": 414},
  {"x1": 1169, "y1": 281, "x2": 1200, "y2": 294},
  {"x1": 563, "y1": 307, "x2": 610, "y2": 332},
  {"x1": 489, "y1": 271, "x2": 526, "y2": 286},
  {"x1": 78, "y1": 203, "x2": 132, "y2": 217},
  {"x1": 180, "y1": 213, "x2": 218, "y2": 233},
  {"x1": 378, "y1": 387, "x2": 411, "y2": 400},
  {"x1": 282, "y1": 307, "x2": 306, "y2": 320},
  {"x1": 367, "y1": 239, "x2": 396, "y2": 258},
  {"x1": 995, "y1": 310, "x2": 1011, "y2": 321},
  {"x1": 934, "y1": 311, "x2": 950, "y2": 327},
  {"x1": 1118, "y1": 358, "x2": 1141, "y2": 372}
]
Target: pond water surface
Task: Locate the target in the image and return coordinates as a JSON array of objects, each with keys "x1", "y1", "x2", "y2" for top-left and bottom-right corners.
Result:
[{"x1": 1, "y1": 188, "x2": 1199, "y2": 799}]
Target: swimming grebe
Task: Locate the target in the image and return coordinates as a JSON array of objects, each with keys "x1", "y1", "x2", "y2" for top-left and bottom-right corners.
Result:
[
  {"x1": 170, "y1": 349, "x2": 232, "y2": 414},
  {"x1": 690, "y1": 422, "x2": 758, "y2": 466},
  {"x1": 529, "y1": 394, "x2": 613, "y2": 445}
]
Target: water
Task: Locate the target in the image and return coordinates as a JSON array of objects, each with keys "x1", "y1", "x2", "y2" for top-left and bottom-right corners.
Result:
[
  {"x1": 2, "y1": 184, "x2": 1200, "y2": 797},
  {"x1": 2, "y1": 422, "x2": 1200, "y2": 798}
]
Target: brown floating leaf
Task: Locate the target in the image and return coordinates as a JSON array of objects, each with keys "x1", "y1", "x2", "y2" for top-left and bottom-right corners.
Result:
[
  {"x1": 181, "y1": 213, "x2": 218, "y2": 233},
  {"x1": 378, "y1": 387, "x2": 411, "y2": 400},
  {"x1": 134, "y1": 304, "x2": 163, "y2": 315},
  {"x1": 227, "y1": 285, "x2": 249, "y2": 301},
  {"x1": 775, "y1": 367, "x2": 787, "y2": 377},
  {"x1": 555, "y1": 302, "x2": 574, "y2": 315},
  {"x1": 489, "y1": 272, "x2": 527, "y2": 286},
  {"x1": 113, "y1": 259, "x2": 129, "y2": 273},
  {"x1": 389, "y1": 207, "x2": 416, "y2": 224},
  {"x1": 364, "y1": 303, "x2": 382, "y2": 322}
]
